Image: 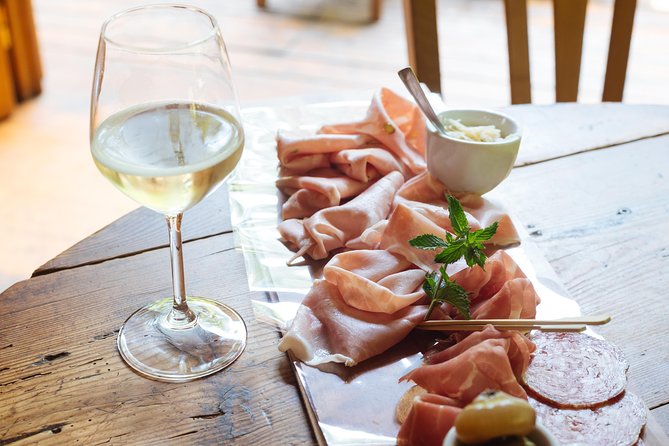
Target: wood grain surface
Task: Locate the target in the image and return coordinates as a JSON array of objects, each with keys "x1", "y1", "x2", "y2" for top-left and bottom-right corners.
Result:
[
  {"x1": 2, "y1": 103, "x2": 668, "y2": 444},
  {"x1": 1, "y1": 234, "x2": 315, "y2": 445}
]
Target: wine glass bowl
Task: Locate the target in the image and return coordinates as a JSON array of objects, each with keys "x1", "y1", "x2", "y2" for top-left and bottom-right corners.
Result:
[{"x1": 90, "y1": 5, "x2": 247, "y2": 382}]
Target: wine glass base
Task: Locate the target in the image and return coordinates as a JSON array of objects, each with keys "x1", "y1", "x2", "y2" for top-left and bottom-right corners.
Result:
[{"x1": 117, "y1": 297, "x2": 247, "y2": 382}]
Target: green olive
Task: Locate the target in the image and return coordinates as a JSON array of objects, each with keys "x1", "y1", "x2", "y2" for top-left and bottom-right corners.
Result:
[{"x1": 454, "y1": 390, "x2": 536, "y2": 444}]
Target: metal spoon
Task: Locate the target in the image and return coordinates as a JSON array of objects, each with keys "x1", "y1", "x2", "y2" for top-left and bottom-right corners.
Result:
[{"x1": 398, "y1": 67, "x2": 448, "y2": 135}]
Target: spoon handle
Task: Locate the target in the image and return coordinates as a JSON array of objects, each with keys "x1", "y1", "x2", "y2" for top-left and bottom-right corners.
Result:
[{"x1": 398, "y1": 67, "x2": 447, "y2": 134}]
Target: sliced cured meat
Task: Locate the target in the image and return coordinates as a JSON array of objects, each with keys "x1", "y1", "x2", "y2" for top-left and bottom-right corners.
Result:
[
  {"x1": 450, "y1": 250, "x2": 526, "y2": 304},
  {"x1": 400, "y1": 338, "x2": 528, "y2": 403},
  {"x1": 278, "y1": 171, "x2": 404, "y2": 262},
  {"x1": 276, "y1": 132, "x2": 369, "y2": 173},
  {"x1": 426, "y1": 325, "x2": 535, "y2": 380},
  {"x1": 280, "y1": 189, "x2": 333, "y2": 220},
  {"x1": 530, "y1": 392, "x2": 647, "y2": 446},
  {"x1": 320, "y1": 88, "x2": 427, "y2": 175},
  {"x1": 396, "y1": 171, "x2": 520, "y2": 246},
  {"x1": 323, "y1": 250, "x2": 426, "y2": 313},
  {"x1": 330, "y1": 147, "x2": 407, "y2": 182},
  {"x1": 379, "y1": 203, "x2": 466, "y2": 274},
  {"x1": 470, "y1": 277, "x2": 539, "y2": 320},
  {"x1": 523, "y1": 332, "x2": 629, "y2": 409},
  {"x1": 345, "y1": 219, "x2": 388, "y2": 250},
  {"x1": 397, "y1": 393, "x2": 462, "y2": 446},
  {"x1": 277, "y1": 168, "x2": 371, "y2": 219},
  {"x1": 277, "y1": 279, "x2": 427, "y2": 366}
]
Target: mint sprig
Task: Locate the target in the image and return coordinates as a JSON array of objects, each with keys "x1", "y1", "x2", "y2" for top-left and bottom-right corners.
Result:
[{"x1": 409, "y1": 195, "x2": 498, "y2": 320}]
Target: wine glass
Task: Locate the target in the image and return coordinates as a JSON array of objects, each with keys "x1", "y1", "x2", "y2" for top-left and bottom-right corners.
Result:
[{"x1": 90, "y1": 5, "x2": 247, "y2": 382}]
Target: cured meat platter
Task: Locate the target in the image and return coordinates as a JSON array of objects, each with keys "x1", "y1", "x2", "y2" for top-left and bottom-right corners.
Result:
[{"x1": 230, "y1": 99, "x2": 666, "y2": 445}]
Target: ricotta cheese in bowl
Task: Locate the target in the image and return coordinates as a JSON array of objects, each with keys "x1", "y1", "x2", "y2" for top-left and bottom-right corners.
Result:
[{"x1": 426, "y1": 109, "x2": 521, "y2": 195}]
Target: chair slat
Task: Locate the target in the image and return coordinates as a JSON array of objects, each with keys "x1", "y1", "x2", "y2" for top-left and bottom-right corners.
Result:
[
  {"x1": 553, "y1": 0, "x2": 588, "y2": 102},
  {"x1": 603, "y1": 0, "x2": 636, "y2": 102},
  {"x1": 504, "y1": 0, "x2": 532, "y2": 104},
  {"x1": 402, "y1": 0, "x2": 441, "y2": 94}
]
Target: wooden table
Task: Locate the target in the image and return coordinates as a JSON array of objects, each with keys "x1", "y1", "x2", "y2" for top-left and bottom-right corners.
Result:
[{"x1": 1, "y1": 102, "x2": 668, "y2": 445}]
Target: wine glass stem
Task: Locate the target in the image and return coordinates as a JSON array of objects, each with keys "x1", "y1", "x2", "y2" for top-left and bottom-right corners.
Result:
[{"x1": 166, "y1": 213, "x2": 196, "y2": 327}]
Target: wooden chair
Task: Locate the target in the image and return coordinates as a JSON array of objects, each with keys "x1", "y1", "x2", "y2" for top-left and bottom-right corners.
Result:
[
  {"x1": 402, "y1": 0, "x2": 637, "y2": 103},
  {"x1": 257, "y1": 0, "x2": 382, "y2": 22}
]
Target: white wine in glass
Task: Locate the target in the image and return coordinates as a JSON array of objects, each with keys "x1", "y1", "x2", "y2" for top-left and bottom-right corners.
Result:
[{"x1": 90, "y1": 5, "x2": 247, "y2": 382}]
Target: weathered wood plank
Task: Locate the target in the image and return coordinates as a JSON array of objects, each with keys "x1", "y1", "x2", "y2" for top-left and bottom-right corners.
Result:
[
  {"x1": 502, "y1": 103, "x2": 669, "y2": 166},
  {"x1": 652, "y1": 405, "x2": 669, "y2": 441},
  {"x1": 33, "y1": 186, "x2": 232, "y2": 277},
  {"x1": 1, "y1": 234, "x2": 315, "y2": 445},
  {"x1": 494, "y1": 133, "x2": 669, "y2": 425}
]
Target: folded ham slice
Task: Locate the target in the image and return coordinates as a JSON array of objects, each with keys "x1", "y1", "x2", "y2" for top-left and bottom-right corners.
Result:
[
  {"x1": 470, "y1": 277, "x2": 539, "y2": 320},
  {"x1": 449, "y1": 250, "x2": 526, "y2": 305},
  {"x1": 320, "y1": 88, "x2": 427, "y2": 175},
  {"x1": 400, "y1": 338, "x2": 528, "y2": 403},
  {"x1": 277, "y1": 168, "x2": 371, "y2": 219},
  {"x1": 323, "y1": 250, "x2": 426, "y2": 314},
  {"x1": 379, "y1": 203, "x2": 467, "y2": 273},
  {"x1": 397, "y1": 393, "x2": 462, "y2": 446},
  {"x1": 330, "y1": 147, "x2": 407, "y2": 182},
  {"x1": 396, "y1": 171, "x2": 520, "y2": 246},
  {"x1": 425, "y1": 325, "x2": 536, "y2": 380},
  {"x1": 278, "y1": 171, "x2": 404, "y2": 262},
  {"x1": 277, "y1": 132, "x2": 369, "y2": 174},
  {"x1": 278, "y1": 279, "x2": 427, "y2": 366}
]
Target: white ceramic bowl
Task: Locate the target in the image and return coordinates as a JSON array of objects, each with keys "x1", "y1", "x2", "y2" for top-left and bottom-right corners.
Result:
[
  {"x1": 442, "y1": 422, "x2": 560, "y2": 446},
  {"x1": 426, "y1": 109, "x2": 521, "y2": 195}
]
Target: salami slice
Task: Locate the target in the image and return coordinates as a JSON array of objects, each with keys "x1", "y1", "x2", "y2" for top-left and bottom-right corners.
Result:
[
  {"x1": 523, "y1": 332, "x2": 628, "y2": 408},
  {"x1": 531, "y1": 392, "x2": 647, "y2": 446}
]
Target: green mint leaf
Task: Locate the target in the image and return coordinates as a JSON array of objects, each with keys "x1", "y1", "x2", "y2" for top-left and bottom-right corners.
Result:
[
  {"x1": 472, "y1": 222, "x2": 498, "y2": 242},
  {"x1": 409, "y1": 234, "x2": 449, "y2": 250},
  {"x1": 464, "y1": 247, "x2": 487, "y2": 269},
  {"x1": 434, "y1": 238, "x2": 467, "y2": 264},
  {"x1": 426, "y1": 266, "x2": 470, "y2": 320},
  {"x1": 447, "y1": 195, "x2": 469, "y2": 237},
  {"x1": 442, "y1": 280, "x2": 471, "y2": 319},
  {"x1": 423, "y1": 272, "x2": 437, "y2": 295}
]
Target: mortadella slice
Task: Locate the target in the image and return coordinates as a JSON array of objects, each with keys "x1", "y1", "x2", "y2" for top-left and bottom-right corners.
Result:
[{"x1": 523, "y1": 332, "x2": 629, "y2": 409}]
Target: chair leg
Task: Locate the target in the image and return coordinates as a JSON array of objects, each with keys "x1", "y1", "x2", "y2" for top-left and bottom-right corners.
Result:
[
  {"x1": 370, "y1": 0, "x2": 382, "y2": 22},
  {"x1": 603, "y1": 0, "x2": 636, "y2": 102}
]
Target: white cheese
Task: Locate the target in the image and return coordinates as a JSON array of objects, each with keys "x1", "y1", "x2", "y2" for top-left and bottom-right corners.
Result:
[{"x1": 442, "y1": 118, "x2": 514, "y2": 143}]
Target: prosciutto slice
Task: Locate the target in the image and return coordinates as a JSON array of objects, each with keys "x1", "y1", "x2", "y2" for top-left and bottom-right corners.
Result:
[
  {"x1": 277, "y1": 168, "x2": 371, "y2": 219},
  {"x1": 397, "y1": 393, "x2": 462, "y2": 446},
  {"x1": 278, "y1": 171, "x2": 404, "y2": 262},
  {"x1": 330, "y1": 147, "x2": 407, "y2": 182},
  {"x1": 320, "y1": 88, "x2": 427, "y2": 175},
  {"x1": 425, "y1": 325, "x2": 536, "y2": 379},
  {"x1": 396, "y1": 171, "x2": 520, "y2": 246},
  {"x1": 277, "y1": 132, "x2": 369, "y2": 174},
  {"x1": 400, "y1": 338, "x2": 528, "y2": 403},
  {"x1": 379, "y1": 203, "x2": 467, "y2": 273},
  {"x1": 471, "y1": 278, "x2": 540, "y2": 319},
  {"x1": 470, "y1": 278, "x2": 539, "y2": 320},
  {"x1": 323, "y1": 250, "x2": 426, "y2": 314},
  {"x1": 278, "y1": 279, "x2": 427, "y2": 366},
  {"x1": 450, "y1": 250, "x2": 527, "y2": 304}
]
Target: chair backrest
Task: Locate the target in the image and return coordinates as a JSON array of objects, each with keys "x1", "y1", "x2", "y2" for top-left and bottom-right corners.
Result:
[{"x1": 403, "y1": 0, "x2": 637, "y2": 103}]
